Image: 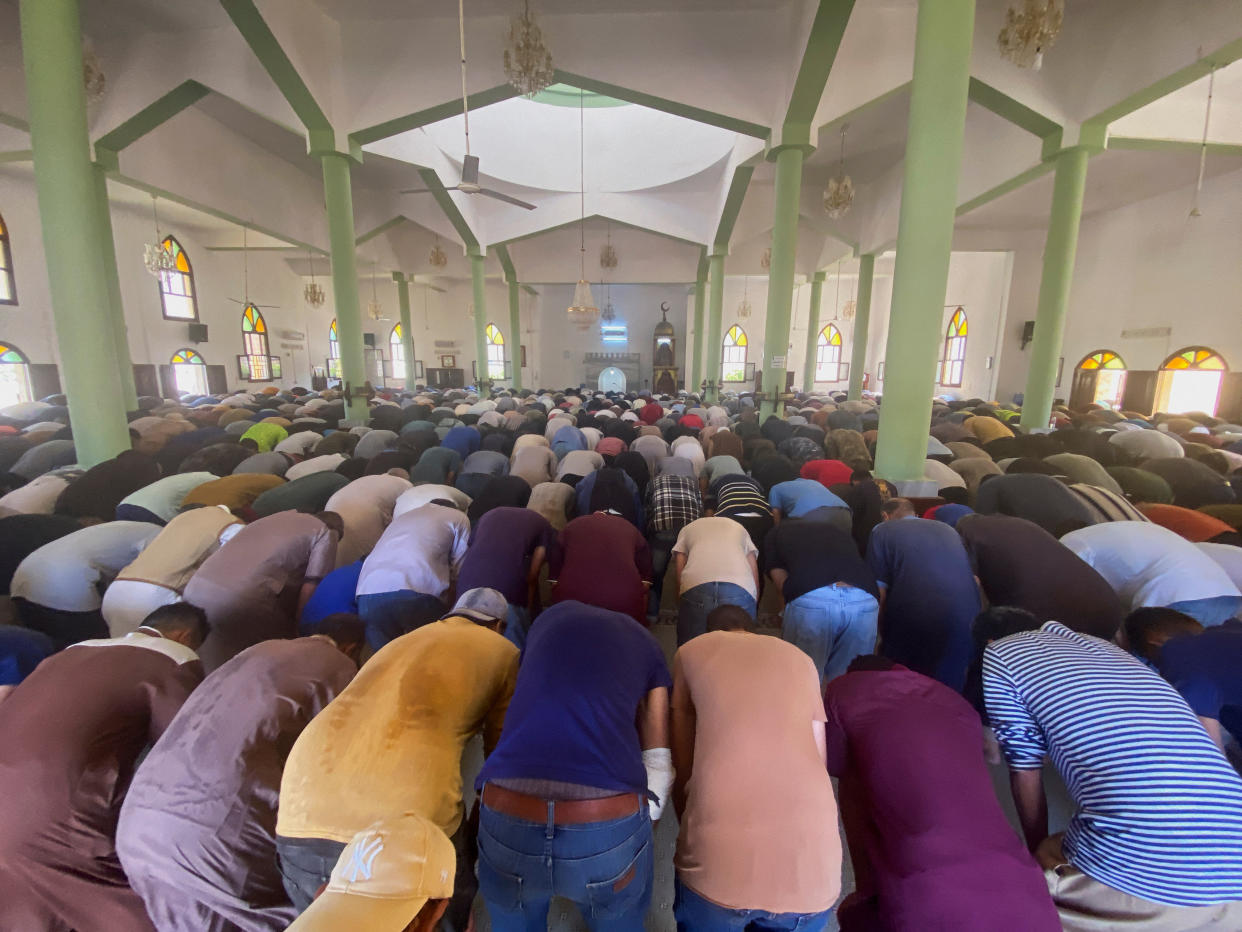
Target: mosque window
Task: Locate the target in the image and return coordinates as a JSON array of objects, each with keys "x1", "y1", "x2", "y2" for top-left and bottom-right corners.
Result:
[
  {"x1": 328, "y1": 319, "x2": 341, "y2": 379},
  {"x1": 0, "y1": 341, "x2": 31, "y2": 407},
  {"x1": 390, "y1": 323, "x2": 405, "y2": 372},
  {"x1": 486, "y1": 323, "x2": 506, "y2": 380},
  {"x1": 1157, "y1": 346, "x2": 1228, "y2": 416},
  {"x1": 1077, "y1": 350, "x2": 1127, "y2": 409},
  {"x1": 157, "y1": 236, "x2": 198, "y2": 320},
  {"x1": 722, "y1": 325, "x2": 748, "y2": 383},
  {"x1": 170, "y1": 348, "x2": 209, "y2": 396},
  {"x1": 239, "y1": 305, "x2": 271, "y2": 381},
  {"x1": 815, "y1": 323, "x2": 843, "y2": 382},
  {"x1": 940, "y1": 307, "x2": 967, "y2": 387},
  {"x1": 0, "y1": 211, "x2": 15, "y2": 305}
]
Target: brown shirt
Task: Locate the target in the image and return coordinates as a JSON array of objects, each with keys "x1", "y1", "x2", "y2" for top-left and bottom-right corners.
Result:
[
  {"x1": 181, "y1": 474, "x2": 286, "y2": 513},
  {"x1": 115, "y1": 506, "x2": 241, "y2": 593}
]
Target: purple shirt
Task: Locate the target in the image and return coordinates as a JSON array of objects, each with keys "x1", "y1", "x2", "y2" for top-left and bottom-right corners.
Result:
[
  {"x1": 456, "y1": 507, "x2": 557, "y2": 607},
  {"x1": 823, "y1": 666, "x2": 1059, "y2": 931}
]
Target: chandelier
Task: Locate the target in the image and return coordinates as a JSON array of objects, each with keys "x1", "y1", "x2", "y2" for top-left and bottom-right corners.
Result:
[
  {"x1": 737, "y1": 276, "x2": 752, "y2": 319},
  {"x1": 600, "y1": 223, "x2": 618, "y2": 270},
  {"x1": 429, "y1": 238, "x2": 448, "y2": 269},
  {"x1": 367, "y1": 263, "x2": 384, "y2": 320},
  {"x1": 760, "y1": 247, "x2": 771, "y2": 271},
  {"x1": 142, "y1": 195, "x2": 177, "y2": 277},
  {"x1": 567, "y1": 90, "x2": 598, "y2": 331},
  {"x1": 304, "y1": 251, "x2": 325, "y2": 308},
  {"x1": 998, "y1": 0, "x2": 1063, "y2": 71},
  {"x1": 503, "y1": 0, "x2": 555, "y2": 97},
  {"x1": 823, "y1": 125, "x2": 854, "y2": 219},
  {"x1": 82, "y1": 38, "x2": 106, "y2": 103},
  {"x1": 600, "y1": 283, "x2": 616, "y2": 323}
]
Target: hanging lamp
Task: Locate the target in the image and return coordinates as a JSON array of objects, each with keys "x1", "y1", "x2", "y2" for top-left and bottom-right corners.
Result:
[
  {"x1": 429, "y1": 237, "x2": 448, "y2": 269},
  {"x1": 998, "y1": 0, "x2": 1063, "y2": 71},
  {"x1": 737, "y1": 275, "x2": 752, "y2": 319},
  {"x1": 304, "y1": 251, "x2": 325, "y2": 307},
  {"x1": 367, "y1": 262, "x2": 384, "y2": 320},
  {"x1": 503, "y1": 0, "x2": 555, "y2": 97},
  {"x1": 823, "y1": 125, "x2": 854, "y2": 219},
  {"x1": 142, "y1": 195, "x2": 177, "y2": 277},
  {"x1": 567, "y1": 89, "x2": 598, "y2": 331},
  {"x1": 841, "y1": 262, "x2": 857, "y2": 319}
]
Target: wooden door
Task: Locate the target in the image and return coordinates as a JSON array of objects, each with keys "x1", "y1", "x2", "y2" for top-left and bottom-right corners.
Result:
[{"x1": 1120, "y1": 370, "x2": 1158, "y2": 416}]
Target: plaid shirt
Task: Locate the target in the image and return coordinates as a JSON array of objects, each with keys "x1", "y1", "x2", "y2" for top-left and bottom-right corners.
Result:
[{"x1": 646, "y1": 475, "x2": 702, "y2": 534}]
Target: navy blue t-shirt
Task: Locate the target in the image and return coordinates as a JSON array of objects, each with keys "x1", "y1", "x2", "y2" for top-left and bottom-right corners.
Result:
[
  {"x1": 299, "y1": 559, "x2": 363, "y2": 633},
  {"x1": 477, "y1": 600, "x2": 671, "y2": 795},
  {"x1": 1158, "y1": 620, "x2": 1242, "y2": 743}
]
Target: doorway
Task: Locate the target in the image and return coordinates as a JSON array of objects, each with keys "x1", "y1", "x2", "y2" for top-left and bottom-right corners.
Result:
[{"x1": 598, "y1": 366, "x2": 626, "y2": 393}]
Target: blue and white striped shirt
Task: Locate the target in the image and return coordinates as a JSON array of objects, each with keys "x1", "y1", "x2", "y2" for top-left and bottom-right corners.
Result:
[{"x1": 984, "y1": 622, "x2": 1242, "y2": 907}]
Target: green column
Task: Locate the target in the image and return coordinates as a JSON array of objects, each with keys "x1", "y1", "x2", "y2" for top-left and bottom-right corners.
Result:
[
  {"x1": 20, "y1": 0, "x2": 130, "y2": 466},
  {"x1": 801, "y1": 271, "x2": 826, "y2": 393},
  {"x1": 848, "y1": 253, "x2": 875, "y2": 400},
  {"x1": 1020, "y1": 147, "x2": 1090, "y2": 431},
  {"x1": 704, "y1": 251, "x2": 726, "y2": 403},
  {"x1": 873, "y1": 0, "x2": 976, "y2": 483},
  {"x1": 759, "y1": 145, "x2": 808, "y2": 417},
  {"x1": 507, "y1": 279, "x2": 523, "y2": 392},
  {"x1": 470, "y1": 252, "x2": 491, "y2": 393},
  {"x1": 319, "y1": 152, "x2": 368, "y2": 422},
  {"x1": 393, "y1": 272, "x2": 417, "y2": 388},
  {"x1": 91, "y1": 164, "x2": 138, "y2": 411},
  {"x1": 689, "y1": 276, "x2": 706, "y2": 393}
]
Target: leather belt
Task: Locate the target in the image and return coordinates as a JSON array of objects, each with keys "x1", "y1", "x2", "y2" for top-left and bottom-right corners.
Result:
[{"x1": 481, "y1": 783, "x2": 641, "y2": 825}]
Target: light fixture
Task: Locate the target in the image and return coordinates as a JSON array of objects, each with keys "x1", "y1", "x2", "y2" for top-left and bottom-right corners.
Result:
[
  {"x1": 823, "y1": 125, "x2": 854, "y2": 219},
  {"x1": 832, "y1": 259, "x2": 843, "y2": 321},
  {"x1": 760, "y1": 247, "x2": 771, "y2": 271},
  {"x1": 304, "y1": 251, "x2": 325, "y2": 307},
  {"x1": 367, "y1": 262, "x2": 384, "y2": 320},
  {"x1": 601, "y1": 282, "x2": 616, "y2": 323},
  {"x1": 142, "y1": 195, "x2": 177, "y2": 278},
  {"x1": 842, "y1": 263, "x2": 857, "y2": 319},
  {"x1": 567, "y1": 89, "x2": 598, "y2": 332},
  {"x1": 429, "y1": 237, "x2": 448, "y2": 269},
  {"x1": 737, "y1": 275, "x2": 752, "y2": 319},
  {"x1": 503, "y1": 0, "x2": 555, "y2": 97},
  {"x1": 600, "y1": 222, "x2": 618, "y2": 270},
  {"x1": 82, "y1": 37, "x2": 106, "y2": 103},
  {"x1": 998, "y1": 0, "x2": 1063, "y2": 71},
  {"x1": 1190, "y1": 64, "x2": 1216, "y2": 218}
]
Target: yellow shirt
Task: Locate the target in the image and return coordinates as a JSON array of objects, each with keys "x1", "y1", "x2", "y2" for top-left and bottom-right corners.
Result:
[{"x1": 276, "y1": 617, "x2": 518, "y2": 842}]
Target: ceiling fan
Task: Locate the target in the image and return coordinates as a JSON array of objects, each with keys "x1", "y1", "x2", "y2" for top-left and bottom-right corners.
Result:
[
  {"x1": 227, "y1": 225, "x2": 280, "y2": 309},
  {"x1": 399, "y1": 0, "x2": 536, "y2": 211}
]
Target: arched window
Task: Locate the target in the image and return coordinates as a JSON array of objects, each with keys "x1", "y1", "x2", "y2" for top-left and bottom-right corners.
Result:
[
  {"x1": 1158, "y1": 346, "x2": 1228, "y2": 415},
  {"x1": 1076, "y1": 349, "x2": 1127, "y2": 409},
  {"x1": 815, "y1": 324, "x2": 844, "y2": 382},
  {"x1": 940, "y1": 307, "x2": 967, "y2": 387},
  {"x1": 722, "y1": 325, "x2": 748, "y2": 383},
  {"x1": 170, "y1": 347, "x2": 209, "y2": 396},
  {"x1": 390, "y1": 323, "x2": 405, "y2": 372},
  {"x1": 0, "y1": 210, "x2": 15, "y2": 305},
  {"x1": 0, "y1": 342, "x2": 31, "y2": 407},
  {"x1": 239, "y1": 305, "x2": 271, "y2": 381},
  {"x1": 327, "y1": 319, "x2": 341, "y2": 379},
  {"x1": 485, "y1": 323, "x2": 505, "y2": 380},
  {"x1": 157, "y1": 235, "x2": 198, "y2": 320}
]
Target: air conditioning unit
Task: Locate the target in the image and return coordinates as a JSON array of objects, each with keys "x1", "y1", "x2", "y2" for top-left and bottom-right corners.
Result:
[{"x1": 281, "y1": 329, "x2": 305, "y2": 341}]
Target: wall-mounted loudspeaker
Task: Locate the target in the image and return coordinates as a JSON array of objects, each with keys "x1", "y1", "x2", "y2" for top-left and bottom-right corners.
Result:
[
  {"x1": 188, "y1": 323, "x2": 209, "y2": 343},
  {"x1": 1020, "y1": 320, "x2": 1035, "y2": 351},
  {"x1": 363, "y1": 333, "x2": 376, "y2": 348}
]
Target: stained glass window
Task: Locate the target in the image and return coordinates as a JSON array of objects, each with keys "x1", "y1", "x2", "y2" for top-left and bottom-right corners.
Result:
[
  {"x1": 241, "y1": 305, "x2": 271, "y2": 381},
  {"x1": 390, "y1": 323, "x2": 405, "y2": 372},
  {"x1": 157, "y1": 236, "x2": 198, "y2": 320},
  {"x1": 940, "y1": 307, "x2": 967, "y2": 387},
  {"x1": 0, "y1": 211, "x2": 14, "y2": 305},
  {"x1": 328, "y1": 319, "x2": 341, "y2": 379},
  {"x1": 1078, "y1": 350, "x2": 1127, "y2": 409},
  {"x1": 722, "y1": 325, "x2": 748, "y2": 383},
  {"x1": 0, "y1": 341, "x2": 31, "y2": 407},
  {"x1": 485, "y1": 323, "x2": 505, "y2": 380},
  {"x1": 1078, "y1": 350, "x2": 1126, "y2": 371},
  {"x1": 170, "y1": 347, "x2": 208, "y2": 396},
  {"x1": 1159, "y1": 347, "x2": 1228, "y2": 416},
  {"x1": 815, "y1": 324, "x2": 844, "y2": 382},
  {"x1": 1161, "y1": 347, "x2": 1227, "y2": 371}
]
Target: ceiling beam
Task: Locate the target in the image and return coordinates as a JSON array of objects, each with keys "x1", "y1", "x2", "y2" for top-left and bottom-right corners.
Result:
[
  {"x1": 1107, "y1": 136, "x2": 1242, "y2": 158},
  {"x1": 94, "y1": 81, "x2": 212, "y2": 155},
  {"x1": 494, "y1": 244, "x2": 518, "y2": 283},
  {"x1": 0, "y1": 150, "x2": 33, "y2": 164},
  {"x1": 781, "y1": 0, "x2": 858, "y2": 146},
  {"x1": 0, "y1": 112, "x2": 31, "y2": 134},
  {"x1": 954, "y1": 161, "x2": 1055, "y2": 218},
  {"x1": 496, "y1": 213, "x2": 703, "y2": 250},
  {"x1": 356, "y1": 215, "x2": 408, "y2": 246},
  {"x1": 713, "y1": 161, "x2": 757, "y2": 250},
  {"x1": 417, "y1": 167, "x2": 480, "y2": 252},
  {"x1": 353, "y1": 84, "x2": 523, "y2": 146}
]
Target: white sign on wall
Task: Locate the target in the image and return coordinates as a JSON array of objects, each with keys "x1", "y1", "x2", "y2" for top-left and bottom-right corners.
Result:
[{"x1": 770, "y1": 356, "x2": 786, "y2": 368}]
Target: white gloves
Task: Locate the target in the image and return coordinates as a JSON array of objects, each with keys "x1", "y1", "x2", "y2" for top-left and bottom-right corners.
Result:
[{"x1": 643, "y1": 747, "x2": 675, "y2": 821}]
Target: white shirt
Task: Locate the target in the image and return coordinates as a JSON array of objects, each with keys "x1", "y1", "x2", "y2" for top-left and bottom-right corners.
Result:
[
  {"x1": 285, "y1": 454, "x2": 347, "y2": 481},
  {"x1": 275, "y1": 431, "x2": 323, "y2": 456},
  {"x1": 12, "y1": 521, "x2": 162, "y2": 611},
  {"x1": 393, "y1": 484, "x2": 471, "y2": 518},
  {"x1": 1198, "y1": 542, "x2": 1242, "y2": 592},
  {"x1": 0, "y1": 474, "x2": 69, "y2": 515},
  {"x1": 1062, "y1": 523, "x2": 1240, "y2": 610},
  {"x1": 356, "y1": 504, "x2": 470, "y2": 598}
]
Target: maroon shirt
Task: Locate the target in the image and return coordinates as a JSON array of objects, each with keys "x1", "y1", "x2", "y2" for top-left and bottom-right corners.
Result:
[
  {"x1": 550, "y1": 513, "x2": 653, "y2": 625},
  {"x1": 823, "y1": 666, "x2": 1059, "y2": 932}
]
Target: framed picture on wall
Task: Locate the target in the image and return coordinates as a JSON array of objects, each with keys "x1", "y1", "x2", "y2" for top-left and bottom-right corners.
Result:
[
  {"x1": 744, "y1": 362, "x2": 756, "y2": 381},
  {"x1": 440, "y1": 354, "x2": 456, "y2": 368}
]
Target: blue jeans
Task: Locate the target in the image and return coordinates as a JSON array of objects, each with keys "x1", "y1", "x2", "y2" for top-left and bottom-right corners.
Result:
[
  {"x1": 505, "y1": 604, "x2": 531, "y2": 651},
  {"x1": 782, "y1": 584, "x2": 879, "y2": 685},
  {"x1": 674, "y1": 879, "x2": 832, "y2": 931},
  {"x1": 356, "y1": 590, "x2": 445, "y2": 650},
  {"x1": 1168, "y1": 595, "x2": 1242, "y2": 627},
  {"x1": 677, "y1": 581, "x2": 757, "y2": 646},
  {"x1": 477, "y1": 799, "x2": 653, "y2": 932}
]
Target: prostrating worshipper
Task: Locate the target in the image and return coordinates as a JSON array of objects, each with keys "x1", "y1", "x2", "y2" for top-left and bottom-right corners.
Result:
[
  {"x1": 0, "y1": 513, "x2": 81, "y2": 619},
  {"x1": 1139, "y1": 502, "x2": 1242, "y2": 544},
  {"x1": 298, "y1": 559, "x2": 363, "y2": 632},
  {"x1": 956, "y1": 512, "x2": 1124, "y2": 639},
  {"x1": 645, "y1": 471, "x2": 703, "y2": 615},
  {"x1": 11, "y1": 519, "x2": 161, "y2": 648},
  {"x1": 550, "y1": 511, "x2": 653, "y2": 625},
  {"x1": 509, "y1": 440, "x2": 558, "y2": 487},
  {"x1": 671, "y1": 605, "x2": 840, "y2": 931},
  {"x1": 0, "y1": 624, "x2": 55, "y2": 703},
  {"x1": 980, "y1": 609, "x2": 1242, "y2": 931},
  {"x1": 101, "y1": 504, "x2": 242, "y2": 636},
  {"x1": 474, "y1": 600, "x2": 671, "y2": 932},
  {"x1": 865, "y1": 498, "x2": 980, "y2": 690},
  {"x1": 465, "y1": 474, "x2": 532, "y2": 528},
  {"x1": 709, "y1": 473, "x2": 776, "y2": 550},
  {"x1": 764, "y1": 521, "x2": 880, "y2": 684},
  {"x1": 277, "y1": 589, "x2": 516, "y2": 929},
  {"x1": 115, "y1": 471, "x2": 216, "y2": 524},
  {"x1": 183, "y1": 510, "x2": 342, "y2": 671},
  {"x1": 823, "y1": 655, "x2": 1059, "y2": 932},
  {"x1": 974, "y1": 471, "x2": 1097, "y2": 535},
  {"x1": 1061, "y1": 521, "x2": 1242, "y2": 625},
  {"x1": 456, "y1": 506, "x2": 556, "y2": 650},
  {"x1": 180, "y1": 472, "x2": 286, "y2": 516},
  {"x1": 116, "y1": 615, "x2": 365, "y2": 932},
  {"x1": 0, "y1": 604, "x2": 207, "y2": 932},
  {"x1": 1124, "y1": 607, "x2": 1242, "y2": 754},
  {"x1": 321, "y1": 471, "x2": 412, "y2": 565},
  {"x1": 768, "y1": 476, "x2": 853, "y2": 533},
  {"x1": 285, "y1": 813, "x2": 455, "y2": 932},
  {"x1": 52, "y1": 449, "x2": 162, "y2": 523},
  {"x1": 354, "y1": 500, "x2": 470, "y2": 649},
  {"x1": 671, "y1": 515, "x2": 759, "y2": 645}
]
